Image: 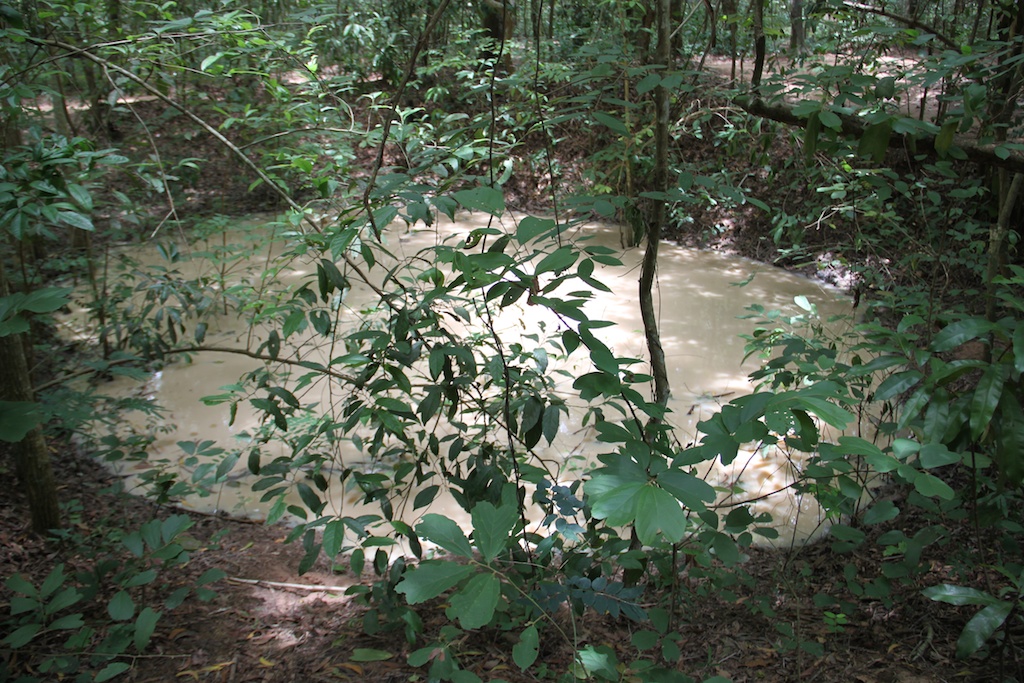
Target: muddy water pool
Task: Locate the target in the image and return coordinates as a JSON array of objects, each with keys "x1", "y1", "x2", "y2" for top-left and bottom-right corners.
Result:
[{"x1": 73, "y1": 212, "x2": 855, "y2": 547}]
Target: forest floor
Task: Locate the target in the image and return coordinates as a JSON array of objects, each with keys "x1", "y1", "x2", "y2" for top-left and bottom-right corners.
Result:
[
  {"x1": 1, "y1": 443, "x2": 998, "y2": 682},
  {"x1": 2, "y1": 71, "x2": 1016, "y2": 683}
]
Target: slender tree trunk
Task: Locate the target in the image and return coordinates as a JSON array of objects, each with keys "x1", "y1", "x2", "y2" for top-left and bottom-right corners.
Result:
[
  {"x1": 640, "y1": 0, "x2": 672, "y2": 409},
  {"x1": 0, "y1": 262, "x2": 62, "y2": 534},
  {"x1": 789, "y1": 0, "x2": 805, "y2": 54},
  {"x1": 751, "y1": 0, "x2": 766, "y2": 93}
]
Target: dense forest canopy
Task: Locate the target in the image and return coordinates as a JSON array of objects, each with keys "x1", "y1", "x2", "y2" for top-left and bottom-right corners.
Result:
[{"x1": 2, "y1": 0, "x2": 1024, "y2": 681}]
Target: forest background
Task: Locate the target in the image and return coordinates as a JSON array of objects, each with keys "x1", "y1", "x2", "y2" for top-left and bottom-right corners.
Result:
[{"x1": 3, "y1": 0, "x2": 1024, "y2": 681}]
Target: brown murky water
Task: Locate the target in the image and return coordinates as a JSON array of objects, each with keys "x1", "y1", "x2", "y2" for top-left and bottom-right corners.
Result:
[{"x1": 74, "y1": 212, "x2": 854, "y2": 547}]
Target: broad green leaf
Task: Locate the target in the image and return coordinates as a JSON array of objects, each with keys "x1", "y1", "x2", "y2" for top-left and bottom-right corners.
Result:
[
  {"x1": 107, "y1": 590, "x2": 135, "y2": 621},
  {"x1": 931, "y1": 318, "x2": 992, "y2": 352},
  {"x1": 57, "y1": 210, "x2": 94, "y2": 231},
  {"x1": 631, "y1": 630, "x2": 660, "y2": 650},
  {"x1": 0, "y1": 401, "x2": 42, "y2": 442},
  {"x1": 396, "y1": 561, "x2": 474, "y2": 603},
  {"x1": 1, "y1": 623, "x2": 41, "y2": 648},
  {"x1": 516, "y1": 216, "x2": 555, "y2": 244},
  {"x1": 577, "y1": 645, "x2": 620, "y2": 680},
  {"x1": 447, "y1": 572, "x2": 500, "y2": 629},
  {"x1": 919, "y1": 443, "x2": 960, "y2": 469},
  {"x1": 934, "y1": 121, "x2": 957, "y2": 155},
  {"x1": 574, "y1": 372, "x2": 621, "y2": 400},
  {"x1": 322, "y1": 520, "x2": 344, "y2": 558},
  {"x1": 794, "y1": 397, "x2": 852, "y2": 429},
  {"x1": 95, "y1": 662, "x2": 131, "y2": 683},
  {"x1": 351, "y1": 648, "x2": 394, "y2": 661},
  {"x1": 471, "y1": 502, "x2": 518, "y2": 563},
  {"x1": 134, "y1": 607, "x2": 161, "y2": 650},
  {"x1": 513, "y1": 625, "x2": 539, "y2": 669},
  {"x1": 657, "y1": 469, "x2": 715, "y2": 510},
  {"x1": 453, "y1": 187, "x2": 505, "y2": 216},
  {"x1": 995, "y1": 407, "x2": 1024, "y2": 485},
  {"x1": 414, "y1": 485, "x2": 440, "y2": 510},
  {"x1": 858, "y1": 120, "x2": 892, "y2": 163},
  {"x1": 534, "y1": 246, "x2": 578, "y2": 276},
  {"x1": 803, "y1": 112, "x2": 820, "y2": 164},
  {"x1": 956, "y1": 602, "x2": 1012, "y2": 659},
  {"x1": 913, "y1": 472, "x2": 954, "y2": 500},
  {"x1": 634, "y1": 485, "x2": 687, "y2": 545},
  {"x1": 874, "y1": 370, "x2": 923, "y2": 401},
  {"x1": 970, "y1": 364, "x2": 1008, "y2": 440},
  {"x1": 542, "y1": 405, "x2": 560, "y2": 445},
  {"x1": 593, "y1": 111, "x2": 629, "y2": 135},
  {"x1": 875, "y1": 76, "x2": 896, "y2": 99},
  {"x1": 417, "y1": 514, "x2": 473, "y2": 558},
  {"x1": 923, "y1": 584, "x2": 1001, "y2": 607},
  {"x1": 587, "y1": 478, "x2": 643, "y2": 526},
  {"x1": 818, "y1": 108, "x2": 842, "y2": 130},
  {"x1": 636, "y1": 73, "x2": 662, "y2": 94},
  {"x1": 862, "y1": 500, "x2": 899, "y2": 525}
]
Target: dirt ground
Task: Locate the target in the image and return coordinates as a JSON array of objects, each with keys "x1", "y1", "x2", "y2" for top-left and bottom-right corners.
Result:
[{"x1": 1, "y1": 446, "x2": 1010, "y2": 683}]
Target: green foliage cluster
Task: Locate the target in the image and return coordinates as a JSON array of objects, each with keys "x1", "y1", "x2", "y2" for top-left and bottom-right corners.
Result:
[
  {"x1": 3, "y1": 0, "x2": 1024, "y2": 680},
  {"x1": 1, "y1": 513, "x2": 223, "y2": 682}
]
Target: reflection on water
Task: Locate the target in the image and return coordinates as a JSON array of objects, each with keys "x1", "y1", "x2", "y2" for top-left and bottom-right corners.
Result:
[{"x1": 76, "y1": 212, "x2": 855, "y2": 547}]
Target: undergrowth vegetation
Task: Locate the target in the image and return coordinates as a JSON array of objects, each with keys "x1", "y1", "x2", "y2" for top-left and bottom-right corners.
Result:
[{"x1": 2, "y1": 0, "x2": 1024, "y2": 681}]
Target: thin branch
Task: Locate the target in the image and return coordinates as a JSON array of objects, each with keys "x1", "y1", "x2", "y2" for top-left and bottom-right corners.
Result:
[
  {"x1": 840, "y1": 1, "x2": 958, "y2": 50},
  {"x1": 736, "y1": 95, "x2": 1024, "y2": 174}
]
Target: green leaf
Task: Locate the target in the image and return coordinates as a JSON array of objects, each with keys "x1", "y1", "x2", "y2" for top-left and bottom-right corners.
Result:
[
  {"x1": 416, "y1": 514, "x2": 473, "y2": 558},
  {"x1": 471, "y1": 502, "x2": 518, "y2": 563},
  {"x1": 107, "y1": 590, "x2": 135, "y2": 621},
  {"x1": 913, "y1": 472, "x2": 955, "y2": 500},
  {"x1": 351, "y1": 648, "x2": 394, "y2": 661},
  {"x1": 818, "y1": 108, "x2": 842, "y2": 130},
  {"x1": 0, "y1": 401, "x2": 42, "y2": 442},
  {"x1": 513, "y1": 625, "x2": 540, "y2": 669},
  {"x1": 794, "y1": 397, "x2": 852, "y2": 430},
  {"x1": 803, "y1": 112, "x2": 820, "y2": 163},
  {"x1": 448, "y1": 572, "x2": 500, "y2": 629},
  {"x1": 918, "y1": 443, "x2": 960, "y2": 469},
  {"x1": 931, "y1": 318, "x2": 993, "y2": 352},
  {"x1": 956, "y1": 602, "x2": 1012, "y2": 659},
  {"x1": 858, "y1": 120, "x2": 892, "y2": 163},
  {"x1": 134, "y1": 607, "x2": 161, "y2": 650},
  {"x1": 542, "y1": 405, "x2": 560, "y2": 445},
  {"x1": 57, "y1": 210, "x2": 94, "y2": 231},
  {"x1": 322, "y1": 520, "x2": 344, "y2": 558},
  {"x1": 534, "y1": 246, "x2": 578, "y2": 276},
  {"x1": 874, "y1": 370, "x2": 923, "y2": 401},
  {"x1": 862, "y1": 500, "x2": 899, "y2": 525},
  {"x1": 395, "y1": 561, "x2": 474, "y2": 603},
  {"x1": 935, "y1": 121, "x2": 957, "y2": 155},
  {"x1": 95, "y1": 663, "x2": 132, "y2": 682},
  {"x1": 634, "y1": 486, "x2": 687, "y2": 545},
  {"x1": 587, "y1": 479, "x2": 643, "y2": 526},
  {"x1": 657, "y1": 469, "x2": 715, "y2": 510},
  {"x1": 970, "y1": 364, "x2": 1008, "y2": 440},
  {"x1": 453, "y1": 187, "x2": 505, "y2": 216},
  {"x1": 923, "y1": 584, "x2": 1002, "y2": 607},
  {"x1": 1, "y1": 623, "x2": 41, "y2": 648},
  {"x1": 636, "y1": 73, "x2": 662, "y2": 94},
  {"x1": 593, "y1": 111, "x2": 629, "y2": 135},
  {"x1": 517, "y1": 216, "x2": 555, "y2": 244}
]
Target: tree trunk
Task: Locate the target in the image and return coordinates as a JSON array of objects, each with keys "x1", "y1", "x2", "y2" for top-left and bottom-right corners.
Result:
[
  {"x1": 639, "y1": 0, "x2": 672, "y2": 409},
  {"x1": 751, "y1": 0, "x2": 766, "y2": 93},
  {"x1": 0, "y1": 264, "x2": 61, "y2": 535},
  {"x1": 789, "y1": 0, "x2": 805, "y2": 53}
]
